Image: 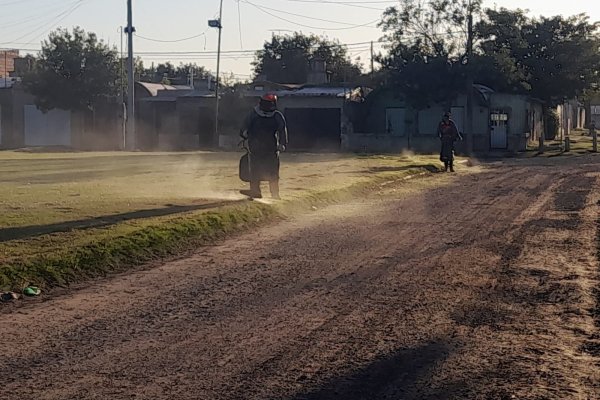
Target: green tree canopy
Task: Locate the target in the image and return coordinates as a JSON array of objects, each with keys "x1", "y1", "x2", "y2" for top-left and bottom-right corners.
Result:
[
  {"x1": 136, "y1": 61, "x2": 211, "y2": 85},
  {"x1": 377, "y1": 0, "x2": 481, "y2": 108},
  {"x1": 253, "y1": 32, "x2": 362, "y2": 84},
  {"x1": 24, "y1": 27, "x2": 119, "y2": 111},
  {"x1": 378, "y1": 1, "x2": 600, "y2": 108},
  {"x1": 477, "y1": 9, "x2": 600, "y2": 104}
]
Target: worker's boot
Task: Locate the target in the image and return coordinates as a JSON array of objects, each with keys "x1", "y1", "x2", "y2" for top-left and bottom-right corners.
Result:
[
  {"x1": 269, "y1": 180, "x2": 281, "y2": 200},
  {"x1": 240, "y1": 181, "x2": 262, "y2": 199},
  {"x1": 449, "y1": 161, "x2": 455, "y2": 173},
  {"x1": 443, "y1": 161, "x2": 449, "y2": 172}
]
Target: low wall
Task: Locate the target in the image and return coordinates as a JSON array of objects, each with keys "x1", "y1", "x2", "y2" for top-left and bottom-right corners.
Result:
[
  {"x1": 343, "y1": 132, "x2": 525, "y2": 154},
  {"x1": 342, "y1": 133, "x2": 438, "y2": 153},
  {"x1": 157, "y1": 134, "x2": 199, "y2": 151}
]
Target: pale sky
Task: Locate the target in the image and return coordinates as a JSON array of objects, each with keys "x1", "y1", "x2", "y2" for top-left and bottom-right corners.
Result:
[{"x1": 0, "y1": 0, "x2": 599, "y2": 80}]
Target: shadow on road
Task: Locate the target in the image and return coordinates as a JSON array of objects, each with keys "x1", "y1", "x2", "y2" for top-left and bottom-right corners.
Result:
[{"x1": 287, "y1": 341, "x2": 452, "y2": 400}]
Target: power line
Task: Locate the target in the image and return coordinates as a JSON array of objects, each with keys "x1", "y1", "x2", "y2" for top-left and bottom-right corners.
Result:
[
  {"x1": 0, "y1": 0, "x2": 40, "y2": 7},
  {"x1": 0, "y1": 2, "x2": 76, "y2": 29},
  {"x1": 242, "y1": 0, "x2": 380, "y2": 30},
  {"x1": 0, "y1": 0, "x2": 82, "y2": 41},
  {"x1": 237, "y1": 0, "x2": 244, "y2": 49},
  {"x1": 23, "y1": 0, "x2": 87, "y2": 44},
  {"x1": 0, "y1": 0, "x2": 88, "y2": 45},
  {"x1": 243, "y1": 1, "x2": 378, "y2": 26},
  {"x1": 134, "y1": 32, "x2": 207, "y2": 43},
  {"x1": 274, "y1": 0, "x2": 389, "y2": 11},
  {"x1": 2, "y1": 39, "x2": 388, "y2": 56}
]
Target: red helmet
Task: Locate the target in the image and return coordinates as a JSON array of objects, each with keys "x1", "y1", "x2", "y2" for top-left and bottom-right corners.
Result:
[{"x1": 259, "y1": 93, "x2": 278, "y2": 112}]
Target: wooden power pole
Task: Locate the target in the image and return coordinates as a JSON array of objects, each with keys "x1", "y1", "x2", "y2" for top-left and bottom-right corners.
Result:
[
  {"x1": 465, "y1": 0, "x2": 474, "y2": 155},
  {"x1": 370, "y1": 41, "x2": 374, "y2": 75}
]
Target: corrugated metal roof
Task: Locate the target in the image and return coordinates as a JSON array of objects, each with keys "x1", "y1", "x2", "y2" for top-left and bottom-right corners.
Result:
[
  {"x1": 181, "y1": 89, "x2": 215, "y2": 98},
  {"x1": 280, "y1": 87, "x2": 348, "y2": 97},
  {"x1": 244, "y1": 86, "x2": 353, "y2": 98},
  {"x1": 136, "y1": 82, "x2": 192, "y2": 97}
]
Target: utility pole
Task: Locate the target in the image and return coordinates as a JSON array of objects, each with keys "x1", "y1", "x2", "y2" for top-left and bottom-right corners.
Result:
[
  {"x1": 189, "y1": 66, "x2": 195, "y2": 90},
  {"x1": 370, "y1": 41, "x2": 374, "y2": 75},
  {"x1": 465, "y1": 0, "x2": 474, "y2": 155},
  {"x1": 209, "y1": 0, "x2": 224, "y2": 149},
  {"x1": 592, "y1": 121, "x2": 597, "y2": 153},
  {"x1": 125, "y1": 0, "x2": 136, "y2": 151},
  {"x1": 120, "y1": 26, "x2": 126, "y2": 150}
]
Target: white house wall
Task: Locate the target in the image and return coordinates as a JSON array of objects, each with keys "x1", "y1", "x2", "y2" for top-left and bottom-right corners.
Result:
[
  {"x1": 24, "y1": 105, "x2": 71, "y2": 147},
  {"x1": 418, "y1": 107, "x2": 446, "y2": 135}
]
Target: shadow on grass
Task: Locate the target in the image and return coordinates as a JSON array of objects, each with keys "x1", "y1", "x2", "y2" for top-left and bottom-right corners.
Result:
[
  {"x1": 368, "y1": 164, "x2": 441, "y2": 173},
  {"x1": 0, "y1": 200, "x2": 248, "y2": 242},
  {"x1": 286, "y1": 340, "x2": 451, "y2": 400},
  {"x1": 347, "y1": 164, "x2": 441, "y2": 175}
]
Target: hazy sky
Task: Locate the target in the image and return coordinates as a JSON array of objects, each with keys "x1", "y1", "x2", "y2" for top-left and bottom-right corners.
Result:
[{"x1": 0, "y1": 0, "x2": 599, "y2": 80}]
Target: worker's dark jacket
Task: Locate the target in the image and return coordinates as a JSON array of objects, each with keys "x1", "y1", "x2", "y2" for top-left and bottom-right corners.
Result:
[
  {"x1": 437, "y1": 120, "x2": 461, "y2": 163},
  {"x1": 241, "y1": 107, "x2": 288, "y2": 181}
]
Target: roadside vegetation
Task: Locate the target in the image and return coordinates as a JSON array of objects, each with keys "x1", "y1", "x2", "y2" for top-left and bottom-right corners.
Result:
[{"x1": 0, "y1": 151, "x2": 445, "y2": 291}]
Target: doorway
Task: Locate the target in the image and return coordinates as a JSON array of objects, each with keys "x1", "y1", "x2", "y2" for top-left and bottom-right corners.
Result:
[{"x1": 490, "y1": 111, "x2": 508, "y2": 149}]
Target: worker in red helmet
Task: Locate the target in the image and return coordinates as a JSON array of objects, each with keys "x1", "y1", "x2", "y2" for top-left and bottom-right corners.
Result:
[
  {"x1": 438, "y1": 112, "x2": 463, "y2": 172},
  {"x1": 239, "y1": 93, "x2": 288, "y2": 199}
]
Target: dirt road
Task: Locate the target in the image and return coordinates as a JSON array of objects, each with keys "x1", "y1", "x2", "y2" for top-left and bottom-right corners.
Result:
[{"x1": 2, "y1": 157, "x2": 600, "y2": 399}]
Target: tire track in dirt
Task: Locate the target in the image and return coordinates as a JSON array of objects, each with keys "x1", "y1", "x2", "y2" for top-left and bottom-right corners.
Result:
[{"x1": 1, "y1": 159, "x2": 600, "y2": 399}]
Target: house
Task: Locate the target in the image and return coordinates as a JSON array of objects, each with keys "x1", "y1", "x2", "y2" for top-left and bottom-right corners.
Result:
[
  {"x1": 135, "y1": 82, "x2": 215, "y2": 150},
  {"x1": 240, "y1": 83, "x2": 367, "y2": 151},
  {"x1": 0, "y1": 79, "x2": 122, "y2": 151},
  {"x1": 0, "y1": 50, "x2": 19, "y2": 80},
  {"x1": 343, "y1": 85, "x2": 544, "y2": 154},
  {"x1": 231, "y1": 59, "x2": 368, "y2": 151},
  {"x1": 0, "y1": 82, "x2": 77, "y2": 149},
  {"x1": 590, "y1": 95, "x2": 600, "y2": 128}
]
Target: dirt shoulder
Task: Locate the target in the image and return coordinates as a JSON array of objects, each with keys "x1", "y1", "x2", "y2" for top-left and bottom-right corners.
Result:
[
  {"x1": 0, "y1": 151, "x2": 443, "y2": 291},
  {"x1": 1, "y1": 156, "x2": 599, "y2": 399}
]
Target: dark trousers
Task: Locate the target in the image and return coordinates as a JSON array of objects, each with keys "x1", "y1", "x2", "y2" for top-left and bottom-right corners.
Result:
[{"x1": 250, "y1": 180, "x2": 279, "y2": 197}]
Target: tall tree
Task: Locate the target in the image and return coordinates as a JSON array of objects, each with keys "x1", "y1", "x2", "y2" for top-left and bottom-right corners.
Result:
[
  {"x1": 379, "y1": 2, "x2": 600, "y2": 107},
  {"x1": 24, "y1": 27, "x2": 119, "y2": 111},
  {"x1": 253, "y1": 33, "x2": 362, "y2": 84},
  {"x1": 377, "y1": 0, "x2": 481, "y2": 108},
  {"x1": 477, "y1": 10, "x2": 600, "y2": 104},
  {"x1": 379, "y1": 0, "x2": 482, "y2": 59},
  {"x1": 174, "y1": 63, "x2": 210, "y2": 84},
  {"x1": 135, "y1": 61, "x2": 212, "y2": 85}
]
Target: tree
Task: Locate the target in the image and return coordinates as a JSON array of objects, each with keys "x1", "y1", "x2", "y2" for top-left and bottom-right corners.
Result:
[
  {"x1": 174, "y1": 63, "x2": 210, "y2": 83},
  {"x1": 379, "y1": 0, "x2": 482, "y2": 59},
  {"x1": 377, "y1": 0, "x2": 482, "y2": 108},
  {"x1": 135, "y1": 61, "x2": 212, "y2": 85},
  {"x1": 477, "y1": 9, "x2": 600, "y2": 104},
  {"x1": 253, "y1": 32, "x2": 362, "y2": 84},
  {"x1": 24, "y1": 27, "x2": 119, "y2": 111},
  {"x1": 378, "y1": 2, "x2": 600, "y2": 108}
]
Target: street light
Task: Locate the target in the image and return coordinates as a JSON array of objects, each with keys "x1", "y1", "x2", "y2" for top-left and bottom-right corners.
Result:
[{"x1": 209, "y1": 0, "x2": 224, "y2": 148}]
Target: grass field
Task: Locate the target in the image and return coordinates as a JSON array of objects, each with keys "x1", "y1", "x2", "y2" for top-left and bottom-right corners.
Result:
[
  {"x1": 526, "y1": 131, "x2": 597, "y2": 157},
  {"x1": 0, "y1": 150, "x2": 443, "y2": 290}
]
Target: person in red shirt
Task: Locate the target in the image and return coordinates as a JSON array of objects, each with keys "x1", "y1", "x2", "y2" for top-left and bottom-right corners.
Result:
[{"x1": 437, "y1": 112, "x2": 463, "y2": 172}]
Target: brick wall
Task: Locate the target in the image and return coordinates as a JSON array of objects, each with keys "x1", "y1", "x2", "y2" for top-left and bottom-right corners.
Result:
[{"x1": 0, "y1": 50, "x2": 19, "y2": 78}]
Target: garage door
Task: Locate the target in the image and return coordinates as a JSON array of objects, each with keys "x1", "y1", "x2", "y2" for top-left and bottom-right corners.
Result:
[
  {"x1": 24, "y1": 105, "x2": 71, "y2": 147},
  {"x1": 284, "y1": 108, "x2": 341, "y2": 151},
  {"x1": 385, "y1": 108, "x2": 406, "y2": 136}
]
